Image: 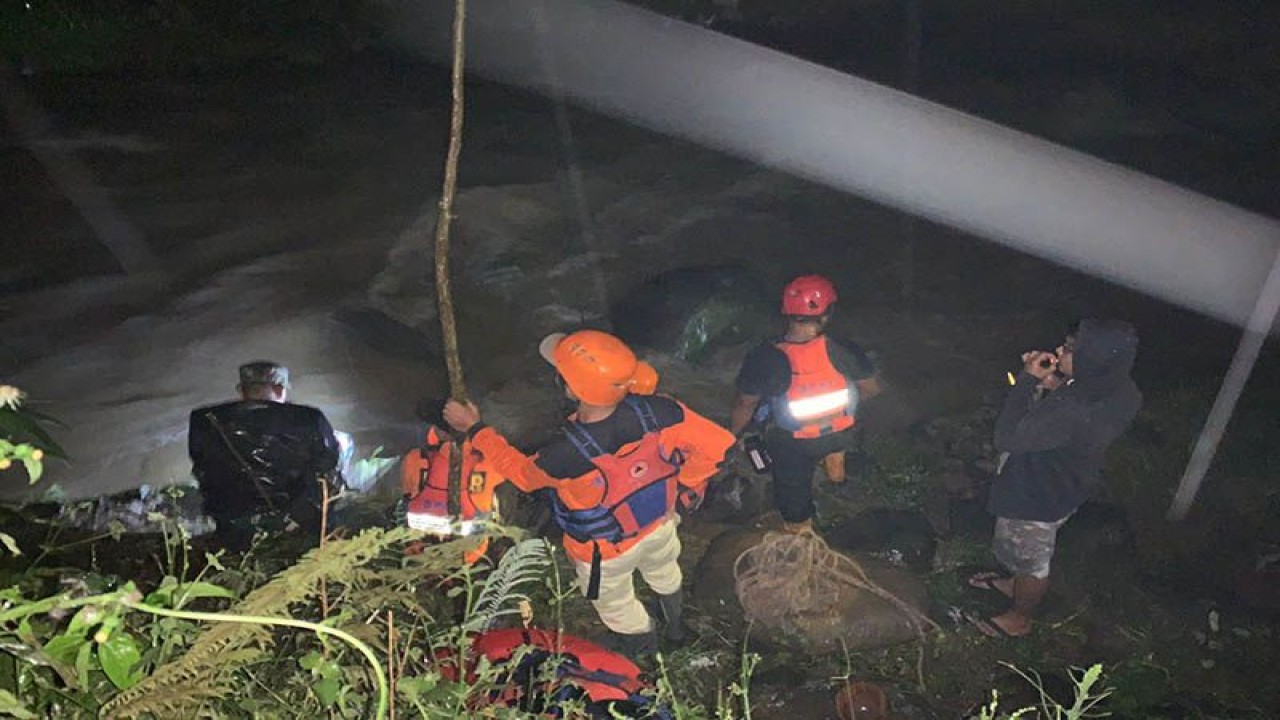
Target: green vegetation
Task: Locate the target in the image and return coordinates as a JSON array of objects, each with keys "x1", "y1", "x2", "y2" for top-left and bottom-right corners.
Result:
[
  {"x1": 968, "y1": 663, "x2": 1111, "y2": 719},
  {"x1": 0, "y1": 385, "x2": 63, "y2": 487},
  {"x1": 0, "y1": 503, "x2": 778, "y2": 719}
]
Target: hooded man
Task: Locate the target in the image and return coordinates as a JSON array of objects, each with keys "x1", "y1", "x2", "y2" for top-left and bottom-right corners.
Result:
[
  {"x1": 443, "y1": 330, "x2": 734, "y2": 656},
  {"x1": 969, "y1": 319, "x2": 1142, "y2": 637}
]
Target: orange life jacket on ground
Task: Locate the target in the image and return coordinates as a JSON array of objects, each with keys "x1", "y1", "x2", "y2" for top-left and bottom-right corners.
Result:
[
  {"x1": 434, "y1": 628, "x2": 673, "y2": 718},
  {"x1": 770, "y1": 335, "x2": 858, "y2": 439}
]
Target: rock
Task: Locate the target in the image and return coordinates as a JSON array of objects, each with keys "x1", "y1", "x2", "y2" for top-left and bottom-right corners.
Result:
[
  {"x1": 835, "y1": 681, "x2": 889, "y2": 720},
  {"x1": 937, "y1": 471, "x2": 978, "y2": 498},
  {"x1": 824, "y1": 509, "x2": 938, "y2": 574},
  {"x1": 56, "y1": 484, "x2": 214, "y2": 537},
  {"x1": 609, "y1": 264, "x2": 771, "y2": 363},
  {"x1": 691, "y1": 526, "x2": 931, "y2": 651},
  {"x1": 699, "y1": 471, "x2": 772, "y2": 524}
]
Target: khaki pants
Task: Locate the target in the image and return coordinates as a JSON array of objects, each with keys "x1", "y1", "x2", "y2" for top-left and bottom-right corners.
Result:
[{"x1": 572, "y1": 517, "x2": 682, "y2": 635}]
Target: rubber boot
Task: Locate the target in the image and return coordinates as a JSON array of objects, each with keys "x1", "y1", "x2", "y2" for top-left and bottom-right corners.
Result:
[
  {"x1": 782, "y1": 518, "x2": 814, "y2": 535},
  {"x1": 603, "y1": 628, "x2": 658, "y2": 658},
  {"x1": 822, "y1": 451, "x2": 847, "y2": 483},
  {"x1": 655, "y1": 592, "x2": 687, "y2": 644}
]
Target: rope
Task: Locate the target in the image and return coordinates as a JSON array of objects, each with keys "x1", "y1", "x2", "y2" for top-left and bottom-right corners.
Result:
[{"x1": 732, "y1": 531, "x2": 939, "y2": 638}]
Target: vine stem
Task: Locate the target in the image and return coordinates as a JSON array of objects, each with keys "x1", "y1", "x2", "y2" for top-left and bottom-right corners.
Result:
[
  {"x1": 124, "y1": 600, "x2": 389, "y2": 720},
  {"x1": 434, "y1": 0, "x2": 468, "y2": 520}
]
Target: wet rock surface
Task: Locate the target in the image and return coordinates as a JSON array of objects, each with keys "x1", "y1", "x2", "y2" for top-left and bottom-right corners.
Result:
[{"x1": 609, "y1": 264, "x2": 771, "y2": 362}]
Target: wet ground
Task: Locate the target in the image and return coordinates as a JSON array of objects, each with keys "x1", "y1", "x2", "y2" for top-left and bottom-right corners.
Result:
[{"x1": 3, "y1": 3, "x2": 1280, "y2": 716}]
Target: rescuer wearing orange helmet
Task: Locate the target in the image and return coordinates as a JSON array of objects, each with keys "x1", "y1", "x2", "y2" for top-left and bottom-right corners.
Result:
[
  {"x1": 443, "y1": 330, "x2": 734, "y2": 656},
  {"x1": 729, "y1": 275, "x2": 882, "y2": 533}
]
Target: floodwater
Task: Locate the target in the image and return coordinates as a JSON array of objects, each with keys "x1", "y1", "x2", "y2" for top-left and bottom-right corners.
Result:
[{"x1": 3, "y1": 4, "x2": 1280, "y2": 716}]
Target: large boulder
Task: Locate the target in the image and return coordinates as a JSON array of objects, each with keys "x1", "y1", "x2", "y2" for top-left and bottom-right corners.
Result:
[
  {"x1": 609, "y1": 264, "x2": 771, "y2": 363},
  {"x1": 691, "y1": 525, "x2": 932, "y2": 651}
]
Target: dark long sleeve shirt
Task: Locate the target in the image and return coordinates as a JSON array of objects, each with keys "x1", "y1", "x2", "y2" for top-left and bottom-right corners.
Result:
[
  {"x1": 189, "y1": 400, "x2": 339, "y2": 521},
  {"x1": 988, "y1": 320, "x2": 1142, "y2": 521}
]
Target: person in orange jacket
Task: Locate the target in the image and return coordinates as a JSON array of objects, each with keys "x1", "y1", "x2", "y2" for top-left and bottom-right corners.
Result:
[
  {"x1": 399, "y1": 423, "x2": 505, "y2": 564},
  {"x1": 443, "y1": 330, "x2": 734, "y2": 656},
  {"x1": 729, "y1": 275, "x2": 882, "y2": 533}
]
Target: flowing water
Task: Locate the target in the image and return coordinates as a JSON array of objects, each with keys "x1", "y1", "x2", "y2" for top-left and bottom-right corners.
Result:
[{"x1": 2, "y1": 4, "x2": 1279, "y2": 715}]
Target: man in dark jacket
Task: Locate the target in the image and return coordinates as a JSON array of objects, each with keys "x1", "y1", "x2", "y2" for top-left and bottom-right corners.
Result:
[
  {"x1": 969, "y1": 319, "x2": 1142, "y2": 637},
  {"x1": 188, "y1": 361, "x2": 341, "y2": 547}
]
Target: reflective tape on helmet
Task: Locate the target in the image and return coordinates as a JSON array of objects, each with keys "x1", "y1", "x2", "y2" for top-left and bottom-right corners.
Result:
[
  {"x1": 787, "y1": 388, "x2": 851, "y2": 419},
  {"x1": 406, "y1": 512, "x2": 486, "y2": 536}
]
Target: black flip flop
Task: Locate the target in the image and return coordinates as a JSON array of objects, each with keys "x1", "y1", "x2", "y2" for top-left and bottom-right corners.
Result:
[
  {"x1": 962, "y1": 610, "x2": 1022, "y2": 639},
  {"x1": 966, "y1": 571, "x2": 1012, "y2": 596}
]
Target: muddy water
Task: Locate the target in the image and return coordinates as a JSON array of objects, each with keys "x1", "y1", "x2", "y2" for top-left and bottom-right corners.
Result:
[{"x1": 3, "y1": 16, "x2": 1279, "y2": 715}]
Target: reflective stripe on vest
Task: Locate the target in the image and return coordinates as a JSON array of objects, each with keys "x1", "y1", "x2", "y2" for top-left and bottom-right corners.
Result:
[
  {"x1": 770, "y1": 336, "x2": 858, "y2": 439},
  {"x1": 552, "y1": 396, "x2": 682, "y2": 545}
]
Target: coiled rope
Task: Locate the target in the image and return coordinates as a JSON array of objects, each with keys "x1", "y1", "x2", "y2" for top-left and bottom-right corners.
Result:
[{"x1": 732, "y1": 530, "x2": 940, "y2": 636}]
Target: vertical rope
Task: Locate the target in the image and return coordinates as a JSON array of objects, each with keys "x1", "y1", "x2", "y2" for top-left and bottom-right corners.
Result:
[{"x1": 434, "y1": 0, "x2": 468, "y2": 517}]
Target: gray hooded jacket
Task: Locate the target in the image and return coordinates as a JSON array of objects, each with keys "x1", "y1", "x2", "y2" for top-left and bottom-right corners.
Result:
[{"x1": 988, "y1": 319, "x2": 1143, "y2": 521}]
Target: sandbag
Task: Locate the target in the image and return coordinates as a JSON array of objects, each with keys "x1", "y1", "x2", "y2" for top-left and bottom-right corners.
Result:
[{"x1": 692, "y1": 526, "x2": 931, "y2": 651}]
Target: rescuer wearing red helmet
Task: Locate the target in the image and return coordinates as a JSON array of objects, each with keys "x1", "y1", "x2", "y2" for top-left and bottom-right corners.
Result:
[
  {"x1": 443, "y1": 330, "x2": 733, "y2": 657},
  {"x1": 729, "y1": 275, "x2": 882, "y2": 533}
]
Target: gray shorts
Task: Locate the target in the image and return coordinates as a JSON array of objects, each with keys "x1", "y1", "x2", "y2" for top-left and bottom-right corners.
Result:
[{"x1": 992, "y1": 515, "x2": 1071, "y2": 579}]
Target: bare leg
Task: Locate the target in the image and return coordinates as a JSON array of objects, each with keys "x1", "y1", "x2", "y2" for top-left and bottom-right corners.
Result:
[{"x1": 990, "y1": 575, "x2": 1049, "y2": 637}]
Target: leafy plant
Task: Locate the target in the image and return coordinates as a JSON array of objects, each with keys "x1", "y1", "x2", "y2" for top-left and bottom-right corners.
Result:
[
  {"x1": 460, "y1": 538, "x2": 553, "y2": 632},
  {"x1": 1, "y1": 384, "x2": 66, "y2": 558},
  {"x1": 0, "y1": 384, "x2": 64, "y2": 486},
  {"x1": 0, "y1": 510, "x2": 757, "y2": 719},
  {"x1": 969, "y1": 663, "x2": 1113, "y2": 719}
]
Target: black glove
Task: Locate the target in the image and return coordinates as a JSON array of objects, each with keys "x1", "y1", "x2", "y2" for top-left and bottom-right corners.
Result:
[{"x1": 677, "y1": 485, "x2": 706, "y2": 514}]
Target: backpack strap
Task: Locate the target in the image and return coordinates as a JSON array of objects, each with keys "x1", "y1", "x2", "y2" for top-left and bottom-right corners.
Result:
[
  {"x1": 562, "y1": 421, "x2": 607, "y2": 460},
  {"x1": 623, "y1": 395, "x2": 659, "y2": 433}
]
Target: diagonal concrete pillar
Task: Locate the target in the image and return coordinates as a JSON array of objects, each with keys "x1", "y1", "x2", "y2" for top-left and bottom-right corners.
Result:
[{"x1": 374, "y1": 0, "x2": 1279, "y2": 331}]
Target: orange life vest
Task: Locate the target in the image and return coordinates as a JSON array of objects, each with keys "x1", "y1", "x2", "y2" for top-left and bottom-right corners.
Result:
[
  {"x1": 552, "y1": 397, "x2": 681, "y2": 545},
  {"x1": 770, "y1": 336, "x2": 858, "y2": 439},
  {"x1": 435, "y1": 628, "x2": 673, "y2": 718},
  {"x1": 401, "y1": 426, "x2": 502, "y2": 536}
]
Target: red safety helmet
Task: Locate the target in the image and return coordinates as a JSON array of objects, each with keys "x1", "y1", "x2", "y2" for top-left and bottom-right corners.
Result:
[{"x1": 781, "y1": 275, "x2": 838, "y2": 316}]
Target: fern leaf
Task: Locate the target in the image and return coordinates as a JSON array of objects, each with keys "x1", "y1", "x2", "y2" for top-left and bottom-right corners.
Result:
[
  {"x1": 463, "y1": 538, "x2": 552, "y2": 632},
  {"x1": 103, "y1": 527, "x2": 417, "y2": 718}
]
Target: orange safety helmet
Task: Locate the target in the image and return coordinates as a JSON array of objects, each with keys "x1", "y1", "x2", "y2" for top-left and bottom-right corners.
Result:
[
  {"x1": 781, "y1": 275, "x2": 838, "y2": 316},
  {"x1": 540, "y1": 330, "x2": 639, "y2": 405},
  {"x1": 630, "y1": 361, "x2": 659, "y2": 395}
]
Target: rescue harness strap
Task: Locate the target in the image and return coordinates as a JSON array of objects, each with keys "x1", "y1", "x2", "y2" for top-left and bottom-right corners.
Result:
[{"x1": 563, "y1": 397, "x2": 662, "y2": 601}]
